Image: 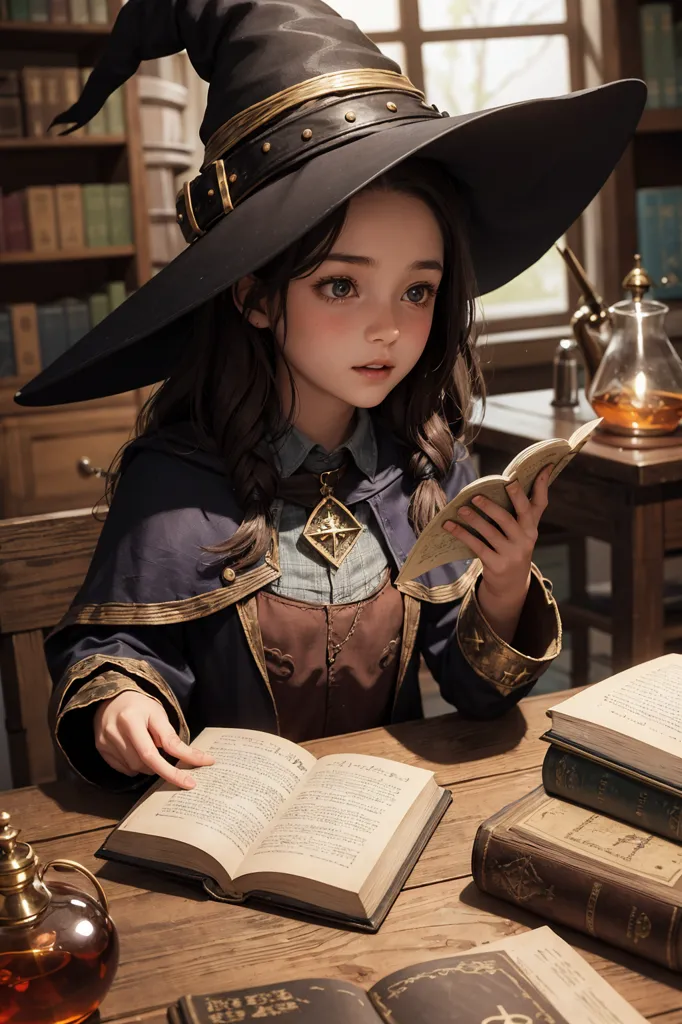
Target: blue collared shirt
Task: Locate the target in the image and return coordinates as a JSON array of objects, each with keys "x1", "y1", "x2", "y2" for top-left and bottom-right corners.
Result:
[{"x1": 268, "y1": 410, "x2": 391, "y2": 603}]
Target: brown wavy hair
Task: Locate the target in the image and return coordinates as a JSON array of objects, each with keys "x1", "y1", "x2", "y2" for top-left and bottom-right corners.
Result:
[{"x1": 112, "y1": 157, "x2": 485, "y2": 570}]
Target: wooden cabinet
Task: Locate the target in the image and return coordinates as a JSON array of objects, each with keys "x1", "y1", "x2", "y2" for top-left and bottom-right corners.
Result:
[{"x1": 0, "y1": 403, "x2": 137, "y2": 517}]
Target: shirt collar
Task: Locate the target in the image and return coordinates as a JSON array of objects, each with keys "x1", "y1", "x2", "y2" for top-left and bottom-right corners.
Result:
[{"x1": 274, "y1": 408, "x2": 378, "y2": 480}]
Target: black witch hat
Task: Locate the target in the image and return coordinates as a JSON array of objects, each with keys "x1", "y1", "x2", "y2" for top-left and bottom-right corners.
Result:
[{"x1": 15, "y1": 0, "x2": 645, "y2": 406}]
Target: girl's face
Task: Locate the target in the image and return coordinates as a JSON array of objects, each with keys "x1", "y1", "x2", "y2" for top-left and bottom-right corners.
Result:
[{"x1": 242, "y1": 188, "x2": 444, "y2": 427}]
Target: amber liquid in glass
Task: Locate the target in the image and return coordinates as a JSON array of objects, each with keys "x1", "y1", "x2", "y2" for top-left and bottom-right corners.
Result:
[
  {"x1": 0, "y1": 884, "x2": 118, "y2": 1024},
  {"x1": 591, "y1": 388, "x2": 682, "y2": 434}
]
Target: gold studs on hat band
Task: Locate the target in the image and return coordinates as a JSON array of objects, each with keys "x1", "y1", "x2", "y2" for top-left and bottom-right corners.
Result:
[
  {"x1": 301, "y1": 128, "x2": 313, "y2": 140},
  {"x1": 344, "y1": 110, "x2": 356, "y2": 122}
]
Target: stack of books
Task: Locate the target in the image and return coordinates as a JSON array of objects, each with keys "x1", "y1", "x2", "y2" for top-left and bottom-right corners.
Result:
[
  {"x1": 639, "y1": 3, "x2": 682, "y2": 109},
  {"x1": 0, "y1": 182, "x2": 133, "y2": 252},
  {"x1": 0, "y1": 0, "x2": 117, "y2": 24},
  {"x1": 473, "y1": 652, "x2": 682, "y2": 972},
  {"x1": 0, "y1": 283, "x2": 126, "y2": 375},
  {"x1": 636, "y1": 186, "x2": 682, "y2": 300},
  {"x1": 0, "y1": 67, "x2": 125, "y2": 139}
]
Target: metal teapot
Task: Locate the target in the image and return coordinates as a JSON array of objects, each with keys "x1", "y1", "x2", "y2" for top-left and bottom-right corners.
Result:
[{"x1": 557, "y1": 245, "x2": 682, "y2": 436}]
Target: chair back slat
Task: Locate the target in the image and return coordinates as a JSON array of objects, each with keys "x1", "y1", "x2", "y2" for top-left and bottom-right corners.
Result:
[{"x1": 0, "y1": 508, "x2": 106, "y2": 787}]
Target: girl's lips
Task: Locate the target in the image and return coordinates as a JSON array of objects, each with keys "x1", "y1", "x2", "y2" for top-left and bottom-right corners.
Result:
[{"x1": 352, "y1": 366, "x2": 393, "y2": 380}]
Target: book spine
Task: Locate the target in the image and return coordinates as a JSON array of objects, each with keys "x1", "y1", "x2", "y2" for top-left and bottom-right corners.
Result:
[
  {"x1": 62, "y1": 299, "x2": 91, "y2": 345},
  {"x1": 657, "y1": 4, "x2": 678, "y2": 107},
  {"x1": 80, "y1": 69, "x2": 107, "y2": 134},
  {"x1": 68, "y1": 0, "x2": 89, "y2": 21},
  {"x1": 2, "y1": 191, "x2": 29, "y2": 251},
  {"x1": 88, "y1": 0, "x2": 107, "y2": 22},
  {"x1": 640, "y1": 4, "x2": 662, "y2": 108},
  {"x1": 8, "y1": 0, "x2": 29, "y2": 18},
  {"x1": 0, "y1": 311, "x2": 17, "y2": 378},
  {"x1": 41, "y1": 67, "x2": 63, "y2": 132},
  {"x1": 9, "y1": 303, "x2": 42, "y2": 375},
  {"x1": 49, "y1": 0, "x2": 69, "y2": 21},
  {"x1": 106, "y1": 183, "x2": 132, "y2": 245},
  {"x1": 37, "y1": 303, "x2": 68, "y2": 365},
  {"x1": 28, "y1": 0, "x2": 49, "y2": 19},
  {"x1": 88, "y1": 291, "x2": 110, "y2": 326},
  {"x1": 106, "y1": 280, "x2": 126, "y2": 309},
  {"x1": 0, "y1": 1, "x2": 8, "y2": 21},
  {"x1": 104, "y1": 87, "x2": 126, "y2": 134},
  {"x1": 542, "y1": 746, "x2": 682, "y2": 843},
  {"x1": 21, "y1": 67, "x2": 46, "y2": 136},
  {"x1": 26, "y1": 185, "x2": 58, "y2": 251},
  {"x1": 55, "y1": 184, "x2": 85, "y2": 248},
  {"x1": 82, "y1": 184, "x2": 110, "y2": 247},
  {"x1": 636, "y1": 188, "x2": 662, "y2": 290},
  {"x1": 472, "y1": 824, "x2": 682, "y2": 971},
  {"x1": 657, "y1": 188, "x2": 682, "y2": 300},
  {"x1": 676, "y1": 18, "x2": 682, "y2": 106},
  {"x1": 0, "y1": 97, "x2": 23, "y2": 137}
]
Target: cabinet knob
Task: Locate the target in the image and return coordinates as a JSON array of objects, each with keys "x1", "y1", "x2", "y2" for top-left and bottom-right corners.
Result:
[{"x1": 77, "y1": 457, "x2": 109, "y2": 480}]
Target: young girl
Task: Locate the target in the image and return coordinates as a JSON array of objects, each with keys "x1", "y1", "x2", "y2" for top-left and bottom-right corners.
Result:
[{"x1": 17, "y1": 0, "x2": 645, "y2": 791}]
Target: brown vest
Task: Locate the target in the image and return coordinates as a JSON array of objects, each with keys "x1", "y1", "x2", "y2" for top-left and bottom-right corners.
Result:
[{"x1": 256, "y1": 569, "x2": 405, "y2": 743}]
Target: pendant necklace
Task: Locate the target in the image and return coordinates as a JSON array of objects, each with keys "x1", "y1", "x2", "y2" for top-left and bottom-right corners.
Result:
[{"x1": 301, "y1": 466, "x2": 363, "y2": 569}]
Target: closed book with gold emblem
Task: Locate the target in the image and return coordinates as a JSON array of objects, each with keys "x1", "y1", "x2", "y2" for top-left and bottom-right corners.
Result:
[
  {"x1": 97, "y1": 727, "x2": 450, "y2": 931},
  {"x1": 167, "y1": 926, "x2": 646, "y2": 1024},
  {"x1": 472, "y1": 786, "x2": 682, "y2": 971}
]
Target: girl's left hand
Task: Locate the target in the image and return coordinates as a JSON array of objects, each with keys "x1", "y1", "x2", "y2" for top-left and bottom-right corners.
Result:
[{"x1": 443, "y1": 464, "x2": 552, "y2": 640}]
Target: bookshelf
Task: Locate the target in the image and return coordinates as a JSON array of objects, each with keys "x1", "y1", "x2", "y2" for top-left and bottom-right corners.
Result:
[
  {"x1": 600, "y1": 0, "x2": 682, "y2": 339},
  {"x1": 0, "y1": 17, "x2": 151, "y2": 517}
]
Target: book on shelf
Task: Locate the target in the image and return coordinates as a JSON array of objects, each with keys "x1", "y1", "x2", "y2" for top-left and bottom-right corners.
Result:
[
  {"x1": 49, "y1": 0, "x2": 69, "y2": 22},
  {"x1": 107, "y1": 279, "x2": 126, "y2": 309},
  {"x1": 168, "y1": 926, "x2": 647, "y2": 1024},
  {"x1": 541, "y1": 652, "x2": 682, "y2": 839},
  {"x1": 37, "y1": 302, "x2": 68, "y2": 365},
  {"x1": 96, "y1": 727, "x2": 451, "y2": 931},
  {"x1": 82, "y1": 183, "x2": 110, "y2": 246},
  {"x1": 106, "y1": 182, "x2": 132, "y2": 245},
  {"x1": 7, "y1": 0, "x2": 29, "y2": 18},
  {"x1": 636, "y1": 187, "x2": 682, "y2": 301},
  {"x1": 9, "y1": 304, "x2": 41, "y2": 376},
  {"x1": 1, "y1": 190, "x2": 29, "y2": 251},
  {"x1": 28, "y1": 0, "x2": 49, "y2": 19},
  {"x1": 88, "y1": 0, "x2": 107, "y2": 21},
  {"x1": 88, "y1": 291, "x2": 109, "y2": 325},
  {"x1": 25, "y1": 185, "x2": 58, "y2": 251},
  {"x1": 639, "y1": 3, "x2": 680, "y2": 109},
  {"x1": 62, "y1": 298, "x2": 90, "y2": 345},
  {"x1": 68, "y1": 0, "x2": 89, "y2": 22},
  {"x1": 0, "y1": 70, "x2": 22, "y2": 138},
  {"x1": 80, "y1": 68, "x2": 108, "y2": 135},
  {"x1": 104, "y1": 87, "x2": 126, "y2": 134},
  {"x1": 396, "y1": 417, "x2": 600, "y2": 583},
  {"x1": 55, "y1": 184, "x2": 85, "y2": 249},
  {"x1": 0, "y1": 311, "x2": 16, "y2": 378},
  {"x1": 21, "y1": 68, "x2": 46, "y2": 137},
  {"x1": 472, "y1": 784, "x2": 682, "y2": 971}
]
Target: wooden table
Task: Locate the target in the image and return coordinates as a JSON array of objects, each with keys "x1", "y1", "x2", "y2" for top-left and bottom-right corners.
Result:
[
  {"x1": 474, "y1": 389, "x2": 682, "y2": 682},
  {"x1": 5, "y1": 692, "x2": 682, "y2": 1024}
]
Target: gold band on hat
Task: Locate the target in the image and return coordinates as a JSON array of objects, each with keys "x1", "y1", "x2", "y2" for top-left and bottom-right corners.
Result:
[{"x1": 203, "y1": 68, "x2": 424, "y2": 167}]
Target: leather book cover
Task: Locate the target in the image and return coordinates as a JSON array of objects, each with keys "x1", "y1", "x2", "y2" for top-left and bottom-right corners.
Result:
[
  {"x1": 49, "y1": 0, "x2": 69, "y2": 22},
  {"x1": 2, "y1": 191, "x2": 30, "y2": 252},
  {"x1": 9, "y1": 304, "x2": 41, "y2": 376},
  {"x1": 21, "y1": 68, "x2": 46, "y2": 137},
  {"x1": 472, "y1": 787, "x2": 682, "y2": 972},
  {"x1": 56, "y1": 184, "x2": 85, "y2": 249},
  {"x1": 26, "y1": 185, "x2": 58, "y2": 251},
  {"x1": 541, "y1": 730, "x2": 682, "y2": 798}
]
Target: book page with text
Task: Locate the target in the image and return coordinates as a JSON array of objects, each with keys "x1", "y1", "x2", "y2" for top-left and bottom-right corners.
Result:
[
  {"x1": 116, "y1": 728, "x2": 316, "y2": 880},
  {"x1": 549, "y1": 653, "x2": 682, "y2": 758},
  {"x1": 236, "y1": 754, "x2": 434, "y2": 890}
]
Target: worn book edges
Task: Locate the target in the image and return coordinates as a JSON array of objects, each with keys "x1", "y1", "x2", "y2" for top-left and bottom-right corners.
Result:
[
  {"x1": 97, "y1": 728, "x2": 450, "y2": 931},
  {"x1": 472, "y1": 786, "x2": 682, "y2": 971},
  {"x1": 167, "y1": 925, "x2": 647, "y2": 1024},
  {"x1": 396, "y1": 417, "x2": 601, "y2": 582}
]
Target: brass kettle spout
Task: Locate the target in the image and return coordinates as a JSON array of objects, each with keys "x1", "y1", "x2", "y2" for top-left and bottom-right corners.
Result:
[{"x1": 556, "y1": 243, "x2": 610, "y2": 390}]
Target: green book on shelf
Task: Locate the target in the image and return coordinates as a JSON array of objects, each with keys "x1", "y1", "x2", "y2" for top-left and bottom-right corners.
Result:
[
  {"x1": 676, "y1": 18, "x2": 682, "y2": 106},
  {"x1": 656, "y1": 3, "x2": 678, "y2": 108},
  {"x1": 104, "y1": 89, "x2": 126, "y2": 135},
  {"x1": 62, "y1": 299, "x2": 91, "y2": 346},
  {"x1": 28, "y1": 0, "x2": 49, "y2": 20},
  {"x1": 88, "y1": 292, "x2": 110, "y2": 327},
  {"x1": 0, "y1": 311, "x2": 17, "y2": 378},
  {"x1": 80, "y1": 69, "x2": 108, "y2": 135},
  {"x1": 8, "y1": 0, "x2": 30, "y2": 18},
  {"x1": 68, "y1": 0, "x2": 88, "y2": 21},
  {"x1": 82, "y1": 184, "x2": 110, "y2": 247},
  {"x1": 106, "y1": 280, "x2": 127, "y2": 310},
  {"x1": 639, "y1": 4, "x2": 661, "y2": 108},
  {"x1": 88, "y1": 0, "x2": 108, "y2": 20},
  {"x1": 37, "y1": 303, "x2": 69, "y2": 366},
  {"x1": 106, "y1": 184, "x2": 133, "y2": 246}
]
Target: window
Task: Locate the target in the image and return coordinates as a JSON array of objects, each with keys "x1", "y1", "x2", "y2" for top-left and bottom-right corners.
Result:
[{"x1": 332, "y1": 0, "x2": 586, "y2": 333}]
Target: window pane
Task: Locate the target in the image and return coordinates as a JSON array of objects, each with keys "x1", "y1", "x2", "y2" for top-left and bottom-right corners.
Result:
[
  {"x1": 418, "y1": 0, "x2": 566, "y2": 31},
  {"x1": 481, "y1": 247, "x2": 568, "y2": 320},
  {"x1": 329, "y1": 0, "x2": 400, "y2": 33},
  {"x1": 376, "y1": 41, "x2": 406, "y2": 69},
  {"x1": 423, "y1": 35, "x2": 569, "y2": 114}
]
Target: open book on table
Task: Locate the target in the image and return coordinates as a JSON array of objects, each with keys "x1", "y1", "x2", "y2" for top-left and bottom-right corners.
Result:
[
  {"x1": 96, "y1": 728, "x2": 450, "y2": 931},
  {"x1": 167, "y1": 926, "x2": 646, "y2": 1024},
  {"x1": 396, "y1": 416, "x2": 601, "y2": 583},
  {"x1": 542, "y1": 651, "x2": 682, "y2": 796}
]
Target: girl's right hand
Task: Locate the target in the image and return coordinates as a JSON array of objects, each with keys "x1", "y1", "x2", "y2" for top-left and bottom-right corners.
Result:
[{"x1": 93, "y1": 690, "x2": 214, "y2": 789}]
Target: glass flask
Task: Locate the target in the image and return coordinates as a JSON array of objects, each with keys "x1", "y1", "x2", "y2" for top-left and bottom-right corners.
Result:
[
  {"x1": 0, "y1": 811, "x2": 118, "y2": 1024},
  {"x1": 588, "y1": 260, "x2": 682, "y2": 436}
]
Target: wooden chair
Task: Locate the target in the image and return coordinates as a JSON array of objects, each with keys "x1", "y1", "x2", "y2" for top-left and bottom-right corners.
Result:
[{"x1": 0, "y1": 508, "x2": 105, "y2": 788}]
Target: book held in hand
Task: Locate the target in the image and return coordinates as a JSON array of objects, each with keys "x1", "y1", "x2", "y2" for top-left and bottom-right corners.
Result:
[
  {"x1": 396, "y1": 417, "x2": 601, "y2": 582},
  {"x1": 97, "y1": 728, "x2": 450, "y2": 931},
  {"x1": 472, "y1": 785, "x2": 682, "y2": 971},
  {"x1": 167, "y1": 926, "x2": 646, "y2": 1024}
]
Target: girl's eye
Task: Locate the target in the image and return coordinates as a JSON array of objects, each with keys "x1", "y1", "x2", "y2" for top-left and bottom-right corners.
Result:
[
  {"x1": 316, "y1": 277, "x2": 357, "y2": 301},
  {"x1": 405, "y1": 284, "x2": 436, "y2": 305}
]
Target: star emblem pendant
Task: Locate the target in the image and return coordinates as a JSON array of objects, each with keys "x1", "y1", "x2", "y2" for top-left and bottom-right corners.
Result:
[{"x1": 302, "y1": 495, "x2": 363, "y2": 569}]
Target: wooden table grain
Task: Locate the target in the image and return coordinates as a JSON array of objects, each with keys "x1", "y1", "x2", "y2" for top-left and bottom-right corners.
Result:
[
  {"x1": 474, "y1": 389, "x2": 682, "y2": 682},
  {"x1": 5, "y1": 692, "x2": 682, "y2": 1023}
]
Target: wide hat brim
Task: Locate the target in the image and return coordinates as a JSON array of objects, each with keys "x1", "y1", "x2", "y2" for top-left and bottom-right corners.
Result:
[{"x1": 16, "y1": 79, "x2": 645, "y2": 406}]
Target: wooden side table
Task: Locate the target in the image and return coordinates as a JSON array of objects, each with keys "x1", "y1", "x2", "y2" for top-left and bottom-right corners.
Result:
[{"x1": 473, "y1": 389, "x2": 682, "y2": 684}]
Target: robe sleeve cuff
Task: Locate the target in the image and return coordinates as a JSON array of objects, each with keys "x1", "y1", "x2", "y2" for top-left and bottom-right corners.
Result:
[
  {"x1": 51, "y1": 655, "x2": 190, "y2": 789},
  {"x1": 456, "y1": 563, "x2": 562, "y2": 695}
]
